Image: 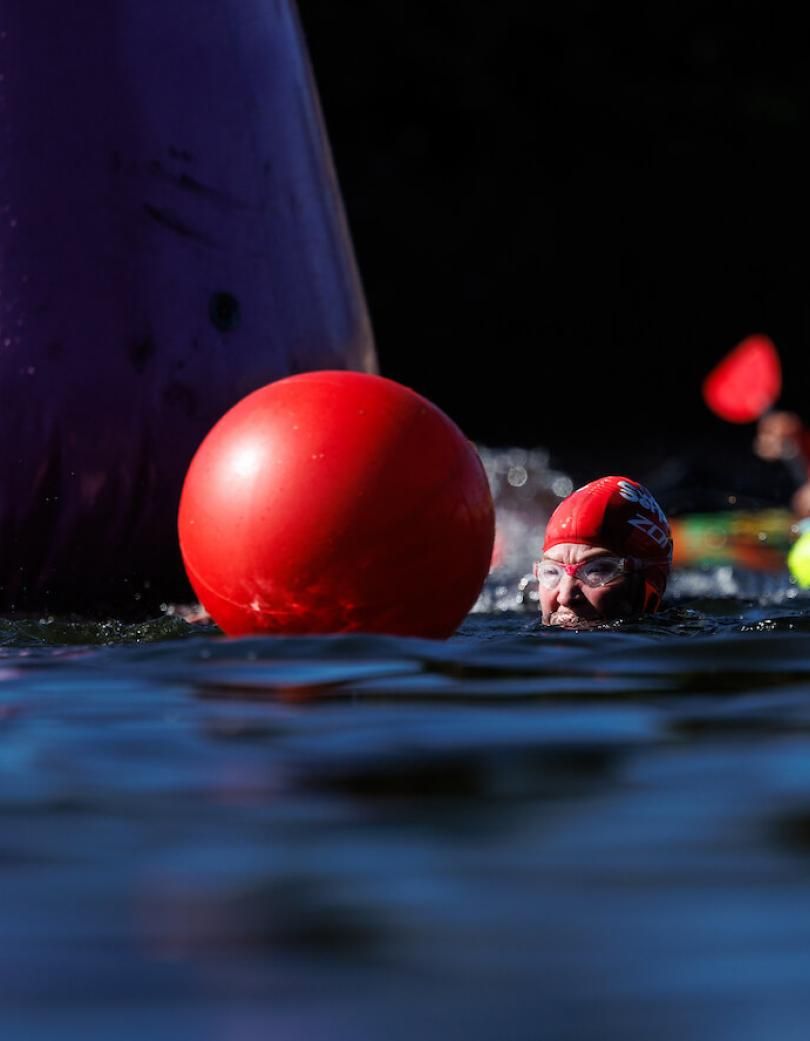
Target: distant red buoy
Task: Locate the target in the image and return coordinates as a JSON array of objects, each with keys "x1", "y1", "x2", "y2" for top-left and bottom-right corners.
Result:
[
  {"x1": 178, "y1": 371, "x2": 495, "y2": 638},
  {"x1": 702, "y1": 334, "x2": 781, "y2": 423}
]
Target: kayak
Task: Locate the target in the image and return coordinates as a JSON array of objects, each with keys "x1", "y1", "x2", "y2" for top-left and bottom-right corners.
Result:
[
  {"x1": 670, "y1": 509, "x2": 796, "y2": 572},
  {"x1": 0, "y1": 1, "x2": 376, "y2": 614}
]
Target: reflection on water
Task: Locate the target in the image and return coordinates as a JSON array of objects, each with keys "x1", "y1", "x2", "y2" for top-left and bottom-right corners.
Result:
[{"x1": 4, "y1": 581, "x2": 810, "y2": 1040}]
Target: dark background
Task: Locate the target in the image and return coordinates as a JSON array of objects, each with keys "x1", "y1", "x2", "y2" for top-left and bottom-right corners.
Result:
[{"x1": 298, "y1": 2, "x2": 809, "y2": 507}]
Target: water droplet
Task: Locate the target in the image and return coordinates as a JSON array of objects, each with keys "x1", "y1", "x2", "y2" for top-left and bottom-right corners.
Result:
[
  {"x1": 507, "y1": 465, "x2": 528, "y2": 488},
  {"x1": 552, "y1": 476, "x2": 573, "y2": 498}
]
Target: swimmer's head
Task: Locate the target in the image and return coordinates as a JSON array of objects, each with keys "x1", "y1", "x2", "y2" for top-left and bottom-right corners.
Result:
[{"x1": 538, "y1": 476, "x2": 672, "y2": 625}]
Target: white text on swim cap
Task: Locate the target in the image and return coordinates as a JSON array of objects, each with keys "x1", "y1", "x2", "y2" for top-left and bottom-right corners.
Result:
[
  {"x1": 617, "y1": 480, "x2": 668, "y2": 527},
  {"x1": 627, "y1": 513, "x2": 670, "y2": 549}
]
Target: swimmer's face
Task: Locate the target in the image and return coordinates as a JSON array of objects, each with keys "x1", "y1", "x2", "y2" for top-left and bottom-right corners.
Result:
[{"x1": 538, "y1": 543, "x2": 640, "y2": 627}]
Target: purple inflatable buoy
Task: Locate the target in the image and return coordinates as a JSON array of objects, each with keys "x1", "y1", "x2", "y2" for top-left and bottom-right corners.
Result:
[{"x1": 0, "y1": 1, "x2": 376, "y2": 613}]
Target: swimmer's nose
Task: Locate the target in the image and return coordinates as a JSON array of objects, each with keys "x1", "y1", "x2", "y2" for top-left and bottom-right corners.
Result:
[{"x1": 556, "y1": 574, "x2": 584, "y2": 607}]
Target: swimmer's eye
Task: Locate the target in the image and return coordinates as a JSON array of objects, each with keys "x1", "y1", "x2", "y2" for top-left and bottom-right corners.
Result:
[
  {"x1": 534, "y1": 562, "x2": 565, "y2": 589},
  {"x1": 580, "y1": 559, "x2": 623, "y2": 584}
]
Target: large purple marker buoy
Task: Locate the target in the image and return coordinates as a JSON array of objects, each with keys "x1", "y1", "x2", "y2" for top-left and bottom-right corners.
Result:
[{"x1": 0, "y1": 1, "x2": 376, "y2": 614}]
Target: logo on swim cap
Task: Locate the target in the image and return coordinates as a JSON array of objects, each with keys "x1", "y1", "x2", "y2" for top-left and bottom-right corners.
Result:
[
  {"x1": 617, "y1": 479, "x2": 667, "y2": 519},
  {"x1": 617, "y1": 480, "x2": 671, "y2": 552}
]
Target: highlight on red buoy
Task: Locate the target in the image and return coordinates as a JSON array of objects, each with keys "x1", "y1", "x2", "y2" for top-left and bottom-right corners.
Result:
[{"x1": 177, "y1": 371, "x2": 496, "y2": 638}]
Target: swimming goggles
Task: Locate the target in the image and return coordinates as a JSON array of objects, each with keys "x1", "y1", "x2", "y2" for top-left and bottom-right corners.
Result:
[{"x1": 533, "y1": 555, "x2": 632, "y2": 590}]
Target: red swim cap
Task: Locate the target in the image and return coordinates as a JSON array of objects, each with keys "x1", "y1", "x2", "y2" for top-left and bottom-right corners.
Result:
[{"x1": 543, "y1": 476, "x2": 673, "y2": 612}]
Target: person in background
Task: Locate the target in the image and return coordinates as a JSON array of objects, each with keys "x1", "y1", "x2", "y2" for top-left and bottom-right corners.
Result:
[
  {"x1": 536, "y1": 475, "x2": 673, "y2": 627},
  {"x1": 753, "y1": 411, "x2": 810, "y2": 517}
]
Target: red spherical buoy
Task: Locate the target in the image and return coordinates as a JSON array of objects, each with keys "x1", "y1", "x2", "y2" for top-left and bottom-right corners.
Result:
[{"x1": 177, "y1": 371, "x2": 495, "y2": 638}]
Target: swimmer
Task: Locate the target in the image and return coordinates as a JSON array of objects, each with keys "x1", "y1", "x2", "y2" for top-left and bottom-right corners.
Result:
[
  {"x1": 536, "y1": 476, "x2": 673, "y2": 627},
  {"x1": 754, "y1": 411, "x2": 810, "y2": 517}
]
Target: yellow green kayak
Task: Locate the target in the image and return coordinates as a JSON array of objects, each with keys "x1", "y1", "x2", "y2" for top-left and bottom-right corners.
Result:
[{"x1": 671, "y1": 509, "x2": 796, "y2": 571}]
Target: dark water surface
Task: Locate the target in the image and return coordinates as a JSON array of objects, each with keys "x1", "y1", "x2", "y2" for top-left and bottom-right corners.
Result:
[{"x1": 4, "y1": 572, "x2": 810, "y2": 1041}]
